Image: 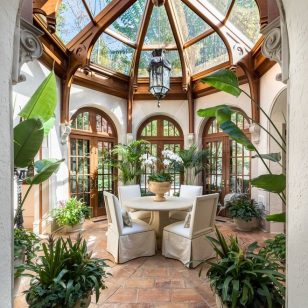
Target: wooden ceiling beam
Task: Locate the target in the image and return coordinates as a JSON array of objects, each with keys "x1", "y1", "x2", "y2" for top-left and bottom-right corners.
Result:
[
  {"x1": 33, "y1": 0, "x2": 62, "y2": 33},
  {"x1": 165, "y1": 0, "x2": 188, "y2": 90}
]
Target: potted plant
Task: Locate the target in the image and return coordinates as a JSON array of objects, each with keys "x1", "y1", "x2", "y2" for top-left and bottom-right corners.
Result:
[
  {"x1": 53, "y1": 198, "x2": 91, "y2": 233},
  {"x1": 140, "y1": 149, "x2": 183, "y2": 201},
  {"x1": 18, "y1": 235, "x2": 109, "y2": 307},
  {"x1": 261, "y1": 233, "x2": 286, "y2": 265},
  {"x1": 148, "y1": 172, "x2": 173, "y2": 202},
  {"x1": 205, "y1": 227, "x2": 285, "y2": 308},
  {"x1": 14, "y1": 228, "x2": 40, "y2": 297},
  {"x1": 227, "y1": 195, "x2": 264, "y2": 231}
]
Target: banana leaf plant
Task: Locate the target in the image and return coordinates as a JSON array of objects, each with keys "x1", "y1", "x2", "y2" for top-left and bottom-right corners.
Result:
[
  {"x1": 14, "y1": 71, "x2": 64, "y2": 228},
  {"x1": 197, "y1": 69, "x2": 286, "y2": 223}
]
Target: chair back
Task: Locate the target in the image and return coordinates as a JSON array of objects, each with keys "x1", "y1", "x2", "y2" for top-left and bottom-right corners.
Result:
[
  {"x1": 180, "y1": 185, "x2": 203, "y2": 198},
  {"x1": 103, "y1": 194, "x2": 112, "y2": 224},
  {"x1": 118, "y1": 185, "x2": 141, "y2": 209},
  {"x1": 103, "y1": 191, "x2": 124, "y2": 235},
  {"x1": 189, "y1": 194, "x2": 219, "y2": 238}
]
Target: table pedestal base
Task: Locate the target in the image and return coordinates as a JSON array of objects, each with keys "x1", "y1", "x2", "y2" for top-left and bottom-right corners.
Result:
[{"x1": 149, "y1": 211, "x2": 171, "y2": 250}]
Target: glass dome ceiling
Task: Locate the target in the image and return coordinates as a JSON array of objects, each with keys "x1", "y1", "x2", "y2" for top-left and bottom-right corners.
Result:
[{"x1": 55, "y1": 0, "x2": 261, "y2": 78}]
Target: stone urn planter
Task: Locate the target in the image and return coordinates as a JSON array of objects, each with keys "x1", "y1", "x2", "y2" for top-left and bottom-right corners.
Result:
[
  {"x1": 64, "y1": 218, "x2": 85, "y2": 233},
  {"x1": 234, "y1": 217, "x2": 260, "y2": 232},
  {"x1": 216, "y1": 295, "x2": 228, "y2": 308},
  {"x1": 148, "y1": 181, "x2": 171, "y2": 202}
]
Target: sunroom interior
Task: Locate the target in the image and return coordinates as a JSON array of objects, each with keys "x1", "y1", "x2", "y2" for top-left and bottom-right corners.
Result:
[{"x1": 2, "y1": 0, "x2": 293, "y2": 306}]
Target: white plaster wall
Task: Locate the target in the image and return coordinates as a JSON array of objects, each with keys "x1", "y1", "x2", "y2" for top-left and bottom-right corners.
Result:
[
  {"x1": 282, "y1": 0, "x2": 308, "y2": 305},
  {"x1": 132, "y1": 99, "x2": 189, "y2": 145},
  {"x1": 195, "y1": 83, "x2": 252, "y2": 145},
  {"x1": 13, "y1": 60, "x2": 65, "y2": 224},
  {"x1": 69, "y1": 84, "x2": 127, "y2": 144},
  {"x1": 0, "y1": 0, "x2": 21, "y2": 305}
]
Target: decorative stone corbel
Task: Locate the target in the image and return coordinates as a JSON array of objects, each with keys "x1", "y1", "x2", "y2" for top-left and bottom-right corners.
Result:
[
  {"x1": 249, "y1": 123, "x2": 261, "y2": 144},
  {"x1": 12, "y1": 18, "x2": 43, "y2": 84},
  {"x1": 187, "y1": 133, "x2": 195, "y2": 146},
  {"x1": 261, "y1": 13, "x2": 289, "y2": 84},
  {"x1": 126, "y1": 133, "x2": 134, "y2": 144},
  {"x1": 60, "y1": 122, "x2": 71, "y2": 145}
]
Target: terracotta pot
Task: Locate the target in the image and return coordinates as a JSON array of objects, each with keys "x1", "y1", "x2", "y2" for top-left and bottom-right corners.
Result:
[
  {"x1": 234, "y1": 217, "x2": 260, "y2": 232},
  {"x1": 148, "y1": 181, "x2": 171, "y2": 202},
  {"x1": 14, "y1": 249, "x2": 25, "y2": 297},
  {"x1": 216, "y1": 295, "x2": 228, "y2": 308}
]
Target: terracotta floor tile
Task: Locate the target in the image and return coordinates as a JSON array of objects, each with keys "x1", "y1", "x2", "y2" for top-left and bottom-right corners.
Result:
[
  {"x1": 155, "y1": 278, "x2": 185, "y2": 288},
  {"x1": 107, "y1": 288, "x2": 138, "y2": 303},
  {"x1": 142, "y1": 267, "x2": 169, "y2": 277},
  {"x1": 125, "y1": 278, "x2": 155, "y2": 288},
  {"x1": 137, "y1": 288, "x2": 171, "y2": 303},
  {"x1": 171, "y1": 288, "x2": 205, "y2": 303}
]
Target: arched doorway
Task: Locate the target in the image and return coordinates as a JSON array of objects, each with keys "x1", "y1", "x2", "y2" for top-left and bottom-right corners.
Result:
[
  {"x1": 203, "y1": 111, "x2": 251, "y2": 203},
  {"x1": 69, "y1": 107, "x2": 117, "y2": 217},
  {"x1": 137, "y1": 115, "x2": 184, "y2": 195}
]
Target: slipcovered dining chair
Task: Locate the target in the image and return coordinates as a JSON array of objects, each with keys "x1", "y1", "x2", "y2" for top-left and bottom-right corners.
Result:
[
  {"x1": 169, "y1": 185, "x2": 203, "y2": 221},
  {"x1": 103, "y1": 191, "x2": 156, "y2": 263},
  {"x1": 162, "y1": 193, "x2": 219, "y2": 268},
  {"x1": 118, "y1": 185, "x2": 151, "y2": 222}
]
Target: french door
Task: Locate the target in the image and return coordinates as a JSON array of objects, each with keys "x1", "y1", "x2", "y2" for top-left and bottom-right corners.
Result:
[
  {"x1": 203, "y1": 114, "x2": 251, "y2": 204},
  {"x1": 69, "y1": 108, "x2": 117, "y2": 217}
]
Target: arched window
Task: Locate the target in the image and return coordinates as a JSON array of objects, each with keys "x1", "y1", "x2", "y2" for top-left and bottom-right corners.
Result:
[
  {"x1": 69, "y1": 108, "x2": 117, "y2": 217},
  {"x1": 203, "y1": 111, "x2": 251, "y2": 203},
  {"x1": 137, "y1": 116, "x2": 184, "y2": 195}
]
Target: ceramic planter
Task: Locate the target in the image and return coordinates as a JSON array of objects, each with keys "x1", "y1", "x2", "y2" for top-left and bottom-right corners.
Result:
[
  {"x1": 148, "y1": 181, "x2": 171, "y2": 202},
  {"x1": 65, "y1": 218, "x2": 85, "y2": 233},
  {"x1": 234, "y1": 217, "x2": 260, "y2": 231}
]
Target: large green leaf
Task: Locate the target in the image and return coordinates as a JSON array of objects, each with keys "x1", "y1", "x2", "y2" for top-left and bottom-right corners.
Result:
[
  {"x1": 197, "y1": 104, "x2": 229, "y2": 118},
  {"x1": 25, "y1": 159, "x2": 64, "y2": 185},
  {"x1": 251, "y1": 174, "x2": 286, "y2": 193},
  {"x1": 201, "y1": 69, "x2": 242, "y2": 97},
  {"x1": 19, "y1": 71, "x2": 57, "y2": 122},
  {"x1": 14, "y1": 118, "x2": 44, "y2": 168},
  {"x1": 43, "y1": 115, "x2": 56, "y2": 136},
  {"x1": 266, "y1": 213, "x2": 286, "y2": 222},
  {"x1": 220, "y1": 120, "x2": 255, "y2": 151},
  {"x1": 252, "y1": 153, "x2": 282, "y2": 163},
  {"x1": 216, "y1": 106, "x2": 233, "y2": 124}
]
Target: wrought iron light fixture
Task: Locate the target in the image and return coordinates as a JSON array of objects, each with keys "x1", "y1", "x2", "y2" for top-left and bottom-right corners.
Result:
[{"x1": 148, "y1": 49, "x2": 171, "y2": 107}]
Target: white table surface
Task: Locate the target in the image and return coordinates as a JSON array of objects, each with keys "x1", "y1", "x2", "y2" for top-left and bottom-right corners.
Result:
[{"x1": 123, "y1": 196, "x2": 194, "y2": 212}]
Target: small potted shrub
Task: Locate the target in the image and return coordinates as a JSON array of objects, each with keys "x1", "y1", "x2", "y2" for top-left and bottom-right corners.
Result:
[
  {"x1": 227, "y1": 195, "x2": 264, "y2": 231},
  {"x1": 148, "y1": 172, "x2": 173, "y2": 202},
  {"x1": 53, "y1": 198, "x2": 91, "y2": 233},
  {"x1": 205, "y1": 227, "x2": 285, "y2": 308},
  {"x1": 261, "y1": 233, "x2": 286, "y2": 265},
  {"x1": 19, "y1": 235, "x2": 109, "y2": 308},
  {"x1": 14, "y1": 228, "x2": 40, "y2": 296}
]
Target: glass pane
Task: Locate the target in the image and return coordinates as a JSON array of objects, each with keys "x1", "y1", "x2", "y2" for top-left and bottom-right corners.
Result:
[
  {"x1": 78, "y1": 140, "x2": 83, "y2": 156},
  {"x1": 77, "y1": 114, "x2": 83, "y2": 129},
  {"x1": 138, "y1": 50, "x2": 182, "y2": 77},
  {"x1": 83, "y1": 112, "x2": 89, "y2": 130},
  {"x1": 70, "y1": 139, "x2": 76, "y2": 156},
  {"x1": 186, "y1": 33, "x2": 229, "y2": 74},
  {"x1": 70, "y1": 176, "x2": 77, "y2": 193},
  {"x1": 91, "y1": 33, "x2": 134, "y2": 75},
  {"x1": 171, "y1": 0, "x2": 211, "y2": 42},
  {"x1": 56, "y1": 0, "x2": 91, "y2": 44},
  {"x1": 202, "y1": 0, "x2": 233, "y2": 18},
  {"x1": 107, "y1": 0, "x2": 146, "y2": 42},
  {"x1": 228, "y1": 0, "x2": 261, "y2": 44},
  {"x1": 144, "y1": 6, "x2": 175, "y2": 46},
  {"x1": 85, "y1": 0, "x2": 111, "y2": 17}
]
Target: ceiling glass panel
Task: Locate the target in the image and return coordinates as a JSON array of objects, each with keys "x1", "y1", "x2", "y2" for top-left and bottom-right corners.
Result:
[
  {"x1": 228, "y1": 0, "x2": 261, "y2": 43},
  {"x1": 144, "y1": 6, "x2": 175, "y2": 46},
  {"x1": 171, "y1": 0, "x2": 211, "y2": 42},
  {"x1": 138, "y1": 50, "x2": 182, "y2": 77},
  {"x1": 202, "y1": 0, "x2": 233, "y2": 18},
  {"x1": 85, "y1": 0, "x2": 111, "y2": 17},
  {"x1": 107, "y1": 0, "x2": 146, "y2": 42},
  {"x1": 186, "y1": 33, "x2": 229, "y2": 74},
  {"x1": 91, "y1": 33, "x2": 134, "y2": 75},
  {"x1": 56, "y1": 0, "x2": 91, "y2": 44}
]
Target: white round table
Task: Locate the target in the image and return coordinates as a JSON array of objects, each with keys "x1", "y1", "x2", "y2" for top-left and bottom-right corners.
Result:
[{"x1": 123, "y1": 196, "x2": 194, "y2": 248}]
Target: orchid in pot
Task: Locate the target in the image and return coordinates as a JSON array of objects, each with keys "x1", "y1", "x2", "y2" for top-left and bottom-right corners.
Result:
[{"x1": 140, "y1": 150, "x2": 183, "y2": 201}]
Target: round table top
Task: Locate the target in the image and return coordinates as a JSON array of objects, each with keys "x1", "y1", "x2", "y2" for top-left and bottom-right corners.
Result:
[{"x1": 123, "y1": 196, "x2": 194, "y2": 211}]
